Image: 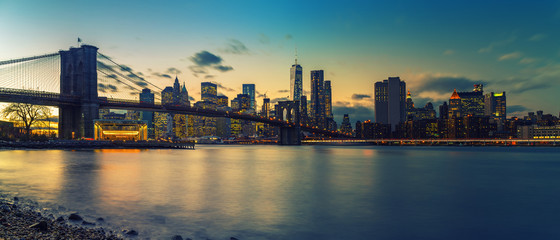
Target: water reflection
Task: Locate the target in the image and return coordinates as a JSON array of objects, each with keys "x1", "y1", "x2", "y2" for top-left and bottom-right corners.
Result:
[{"x1": 1, "y1": 146, "x2": 560, "y2": 239}]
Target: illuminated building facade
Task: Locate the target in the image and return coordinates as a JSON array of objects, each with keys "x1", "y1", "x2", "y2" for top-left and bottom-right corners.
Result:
[
  {"x1": 374, "y1": 77, "x2": 406, "y2": 131},
  {"x1": 340, "y1": 114, "x2": 352, "y2": 135},
  {"x1": 310, "y1": 70, "x2": 326, "y2": 129},
  {"x1": 242, "y1": 84, "x2": 256, "y2": 111},
  {"x1": 94, "y1": 120, "x2": 148, "y2": 141},
  {"x1": 290, "y1": 58, "x2": 303, "y2": 101},
  {"x1": 139, "y1": 88, "x2": 155, "y2": 139},
  {"x1": 217, "y1": 95, "x2": 229, "y2": 107},
  {"x1": 485, "y1": 92, "x2": 506, "y2": 119},
  {"x1": 448, "y1": 89, "x2": 462, "y2": 118},
  {"x1": 201, "y1": 82, "x2": 217, "y2": 104},
  {"x1": 517, "y1": 125, "x2": 560, "y2": 139}
]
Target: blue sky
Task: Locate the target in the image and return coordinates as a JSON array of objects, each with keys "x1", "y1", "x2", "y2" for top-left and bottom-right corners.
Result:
[{"x1": 1, "y1": 0, "x2": 560, "y2": 123}]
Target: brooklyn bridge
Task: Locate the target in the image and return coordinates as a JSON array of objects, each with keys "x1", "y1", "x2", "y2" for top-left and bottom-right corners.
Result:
[{"x1": 0, "y1": 45, "x2": 350, "y2": 145}]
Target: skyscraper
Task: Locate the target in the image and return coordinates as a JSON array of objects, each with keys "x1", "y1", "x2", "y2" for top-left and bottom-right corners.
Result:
[
  {"x1": 290, "y1": 57, "x2": 303, "y2": 101},
  {"x1": 139, "y1": 88, "x2": 154, "y2": 139},
  {"x1": 374, "y1": 77, "x2": 406, "y2": 131},
  {"x1": 310, "y1": 70, "x2": 325, "y2": 129},
  {"x1": 484, "y1": 92, "x2": 506, "y2": 119},
  {"x1": 242, "y1": 84, "x2": 256, "y2": 111},
  {"x1": 201, "y1": 82, "x2": 217, "y2": 104},
  {"x1": 217, "y1": 95, "x2": 229, "y2": 107},
  {"x1": 261, "y1": 97, "x2": 270, "y2": 118},
  {"x1": 173, "y1": 77, "x2": 181, "y2": 105},
  {"x1": 448, "y1": 89, "x2": 462, "y2": 118},
  {"x1": 324, "y1": 80, "x2": 332, "y2": 118}
]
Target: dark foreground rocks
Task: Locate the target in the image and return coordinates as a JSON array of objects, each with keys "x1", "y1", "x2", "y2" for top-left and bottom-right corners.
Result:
[{"x1": 0, "y1": 200, "x2": 122, "y2": 240}]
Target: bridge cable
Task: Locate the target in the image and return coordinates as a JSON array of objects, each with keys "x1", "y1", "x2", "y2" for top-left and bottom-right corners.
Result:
[{"x1": 97, "y1": 52, "x2": 163, "y2": 92}]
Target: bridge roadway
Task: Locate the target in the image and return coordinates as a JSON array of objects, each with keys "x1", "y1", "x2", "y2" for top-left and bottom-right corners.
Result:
[{"x1": 0, "y1": 88, "x2": 350, "y2": 138}]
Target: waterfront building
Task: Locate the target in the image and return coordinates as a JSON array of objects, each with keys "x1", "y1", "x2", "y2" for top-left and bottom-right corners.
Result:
[
  {"x1": 139, "y1": 88, "x2": 155, "y2": 139},
  {"x1": 300, "y1": 95, "x2": 308, "y2": 125},
  {"x1": 161, "y1": 87, "x2": 173, "y2": 106},
  {"x1": 154, "y1": 87, "x2": 174, "y2": 138},
  {"x1": 236, "y1": 94, "x2": 251, "y2": 111},
  {"x1": 290, "y1": 57, "x2": 303, "y2": 101},
  {"x1": 340, "y1": 114, "x2": 352, "y2": 135},
  {"x1": 231, "y1": 99, "x2": 240, "y2": 111},
  {"x1": 448, "y1": 89, "x2": 462, "y2": 118},
  {"x1": 94, "y1": 119, "x2": 147, "y2": 141},
  {"x1": 242, "y1": 84, "x2": 256, "y2": 111},
  {"x1": 374, "y1": 77, "x2": 406, "y2": 131},
  {"x1": 192, "y1": 101, "x2": 217, "y2": 136},
  {"x1": 261, "y1": 97, "x2": 270, "y2": 118},
  {"x1": 457, "y1": 84, "x2": 485, "y2": 116},
  {"x1": 517, "y1": 125, "x2": 560, "y2": 139},
  {"x1": 201, "y1": 82, "x2": 217, "y2": 104},
  {"x1": 485, "y1": 92, "x2": 506, "y2": 119},
  {"x1": 310, "y1": 70, "x2": 326, "y2": 129},
  {"x1": 405, "y1": 91, "x2": 436, "y2": 120},
  {"x1": 439, "y1": 101, "x2": 448, "y2": 120},
  {"x1": 217, "y1": 95, "x2": 229, "y2": 107},
  {"x1": 126, "y1": 110, "x2": 140, "y2": 120}
]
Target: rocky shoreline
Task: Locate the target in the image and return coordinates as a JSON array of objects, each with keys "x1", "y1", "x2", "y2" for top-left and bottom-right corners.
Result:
[{"x1": 0, "y1": 197, "x2": 123, "y2": 239}]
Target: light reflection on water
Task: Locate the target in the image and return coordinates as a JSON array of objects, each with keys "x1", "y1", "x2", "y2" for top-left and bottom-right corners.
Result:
[{"x1": 1, "y1": 146, "x2": 560, "y2": 239}]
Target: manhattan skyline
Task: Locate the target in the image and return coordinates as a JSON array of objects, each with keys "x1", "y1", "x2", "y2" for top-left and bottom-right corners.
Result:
[{"x1": 1, "y1": 0, "x2": 560, "y2": 123}]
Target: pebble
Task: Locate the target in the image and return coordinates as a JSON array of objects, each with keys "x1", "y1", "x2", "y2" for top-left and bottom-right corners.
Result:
[
  {"x1": 125, "y1": 229, "x2": 139, "y2": 235},
  {"x1": 171, "y1": 235, "x2": 183, "y2": 240},
  {"x1": 56, "y1": 216, "x2": 65, "y2": 222},
  {"x1": 82, "y1": 220, "x2": 95, "y2": 226}
]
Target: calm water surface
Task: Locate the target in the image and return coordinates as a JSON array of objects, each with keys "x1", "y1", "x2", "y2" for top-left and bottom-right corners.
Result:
[{"x1": 1, "y1": 145, "x2": 560, "y2": 239}]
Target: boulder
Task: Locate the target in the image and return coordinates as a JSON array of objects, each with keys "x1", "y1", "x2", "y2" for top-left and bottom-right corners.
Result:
[
  {"x1": 126, "y1": 229, "x2": 139, "y2": 235},
  {"x1": 171, "y1": 235, "x2": 183, "y2": 240},
  {"x1": 68, "y1": 213, "x2": 83, "y2": 221}
]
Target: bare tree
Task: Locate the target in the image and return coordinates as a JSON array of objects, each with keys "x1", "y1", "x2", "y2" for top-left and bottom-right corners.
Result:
[{"x1": 1, "y1": 103, "x2": 51, "y2": 138}]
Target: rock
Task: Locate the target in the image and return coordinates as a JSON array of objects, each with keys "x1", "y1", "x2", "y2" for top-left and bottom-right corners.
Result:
[
  {"x1": 15, "y1": 211, "x2": 23, "y2": 217},
  {"x1": 68, "y1": 213, "x2": 83, "y2": 221},
  {"x1": 82, "y1": 221, "x2": 95, "y2": 226},
  {"x1": 96, "y1": 217, "x2": 104, "y2": 222},
  {"x1": 230, "y1": 237, "x2": 239, "y2": 240},
  {"x1": 56, "y1": 216, "x2": 65, "y2": 222},
  {"x1": 0, "y1": 205, "x2": 10, "y2": 212},
  {"x1": 125, "y1": 229, "x2": 139, "y2": 235},
  {"x1": 13, "y1": 196, "x2": 19, "y2": 201},
  {"x1": 171, "y1": 235, "x2": 183, "y2": 240},
  {"x1": 29, "y1": 220, "x2": 48, "y2": 231}
]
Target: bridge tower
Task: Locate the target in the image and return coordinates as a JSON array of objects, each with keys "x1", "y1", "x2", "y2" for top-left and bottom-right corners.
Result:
[
  {"x1": 58, "y1": 45, "x2": 99, "y2": 139},
  {"x1": 275, "y1": 100, "x2": 301, "y2": 145}
]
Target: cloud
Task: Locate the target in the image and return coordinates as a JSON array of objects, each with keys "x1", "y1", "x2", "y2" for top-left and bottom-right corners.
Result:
[
  {"x1": 191, "y1": 51, "x2": 223, "y2": 66},
  {"x1": 443, "y1": 49, "x2": 455, "y2": 55},
  {"x1": 204, "y1": 75, "x2": 215, "y2": 79},
  {"x1": 277, "y1": 89, "x2": 289, "y2": 93},
  {"x1": 519, "y1": 58, "x2": 537, "y2": 64},
  {"x1": 222, "y1": 39, "x2": 249, "y2": 54},
  {"x1": 478, "y1": 36, "x2": 516, "y2": 53},
  {"x1": 152, "y1": 72, "x2": 172, "y2": 79},
  {"x1": 119, "y1": 65, "x2": 132, "y2": 72},
  {"x1": 271, "y1": 97, "x2": 289, "y2": 104},
  {"x1": 215, "y1": 83, "x2": 236, "y2": 92},
  {"x1": 188, "y1": 96, "x2": 195, "y2": 101},
  {"x1": 285, "y1": 34, "x2": 293, "y2": 40},
  {"x1": 97, "y1": 61, "x2": 114, "y2": 71},
  {"x1": 499, "y1": 52, "x2": 522, "y2": 61},
  {"x1": 410, "y1": 75, "x2": 483, "y2": 94},
  {"x1": 166, "y1": 67, "x2": 182, "y2": 75},
  {"x1": 259, "y1": 33, "x2": 270, "y2": 44},
  {"x1": 508, "y1": 105, "x2": 529, "y2": 114},
  {"x1": 352, "y1": 94, "x2": 371, "y2": 100},
  {"x1": 188, "y1": 50, "x2": 234, "y2": 76},
  {"x1": 332, "y1": 103, "x2": 374, "y2": 123},
  {"x1": 529, "y1": 34, "x2": 546, "y2": 41},
  {"x1": 98, "y1": 83, "x2": 118, "y2": 93},
  {"x1": 214, "y1": 65, "x2": 233, "y2": 72}
]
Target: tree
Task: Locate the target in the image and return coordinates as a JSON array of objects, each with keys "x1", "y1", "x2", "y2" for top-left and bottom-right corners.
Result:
[{"x1": 1, "y1": 103, "x2": 52, "y2": 138}]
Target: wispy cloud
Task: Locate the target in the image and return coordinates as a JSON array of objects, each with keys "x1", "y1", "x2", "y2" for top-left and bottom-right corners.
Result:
[
  {"x1": 443, "y1": 49, "x2": 455, "y2": 55},
  {"x1": 519, "y1": 57, "x2": 537, "y2": 64},
  {"x1": 221, "y1": 39, "x2": 249, "y2": 54},
  {"x1": 166, "y1": 67, "x2": 182, "y2": 75},
  {"x1": 529, "y1": 33, "x2": 546, "y2": 41},
  {"x1": 498, "y1": 51, "x2": 522, "y2": 61},
  {"x1": 478, "y1": 36, "x2": 516, "y2": 53},
  {"x1": 351, "y1": 94, "x2": 371, "y2": 100}
]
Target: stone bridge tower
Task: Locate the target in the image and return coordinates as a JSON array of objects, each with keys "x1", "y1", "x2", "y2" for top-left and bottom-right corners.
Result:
[
  {"x1": 275, "y1": 100, "x2": 301, "y2": 145},
  {"x1": 58, "y1": 45, "x2": 99, "y2": 139}
]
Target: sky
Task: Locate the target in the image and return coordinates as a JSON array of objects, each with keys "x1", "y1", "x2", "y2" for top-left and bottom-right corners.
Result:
[{"x1": 1, "y1": 0, "x2": 560, "y2": 123}]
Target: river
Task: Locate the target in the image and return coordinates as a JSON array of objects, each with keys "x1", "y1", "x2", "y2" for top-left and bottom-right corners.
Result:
[{"x1": 1, "y1": 145, "x2": 560, "y2": 239}]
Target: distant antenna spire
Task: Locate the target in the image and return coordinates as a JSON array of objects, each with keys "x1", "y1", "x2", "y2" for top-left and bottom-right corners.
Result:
[{"x1": 295, "y1": 46, "x2": 298, "y2": 65}]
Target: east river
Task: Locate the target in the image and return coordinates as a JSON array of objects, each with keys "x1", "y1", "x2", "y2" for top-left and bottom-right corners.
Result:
[{"x1": 1, "y1": 145, "x2": 560, "y2": 239}]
